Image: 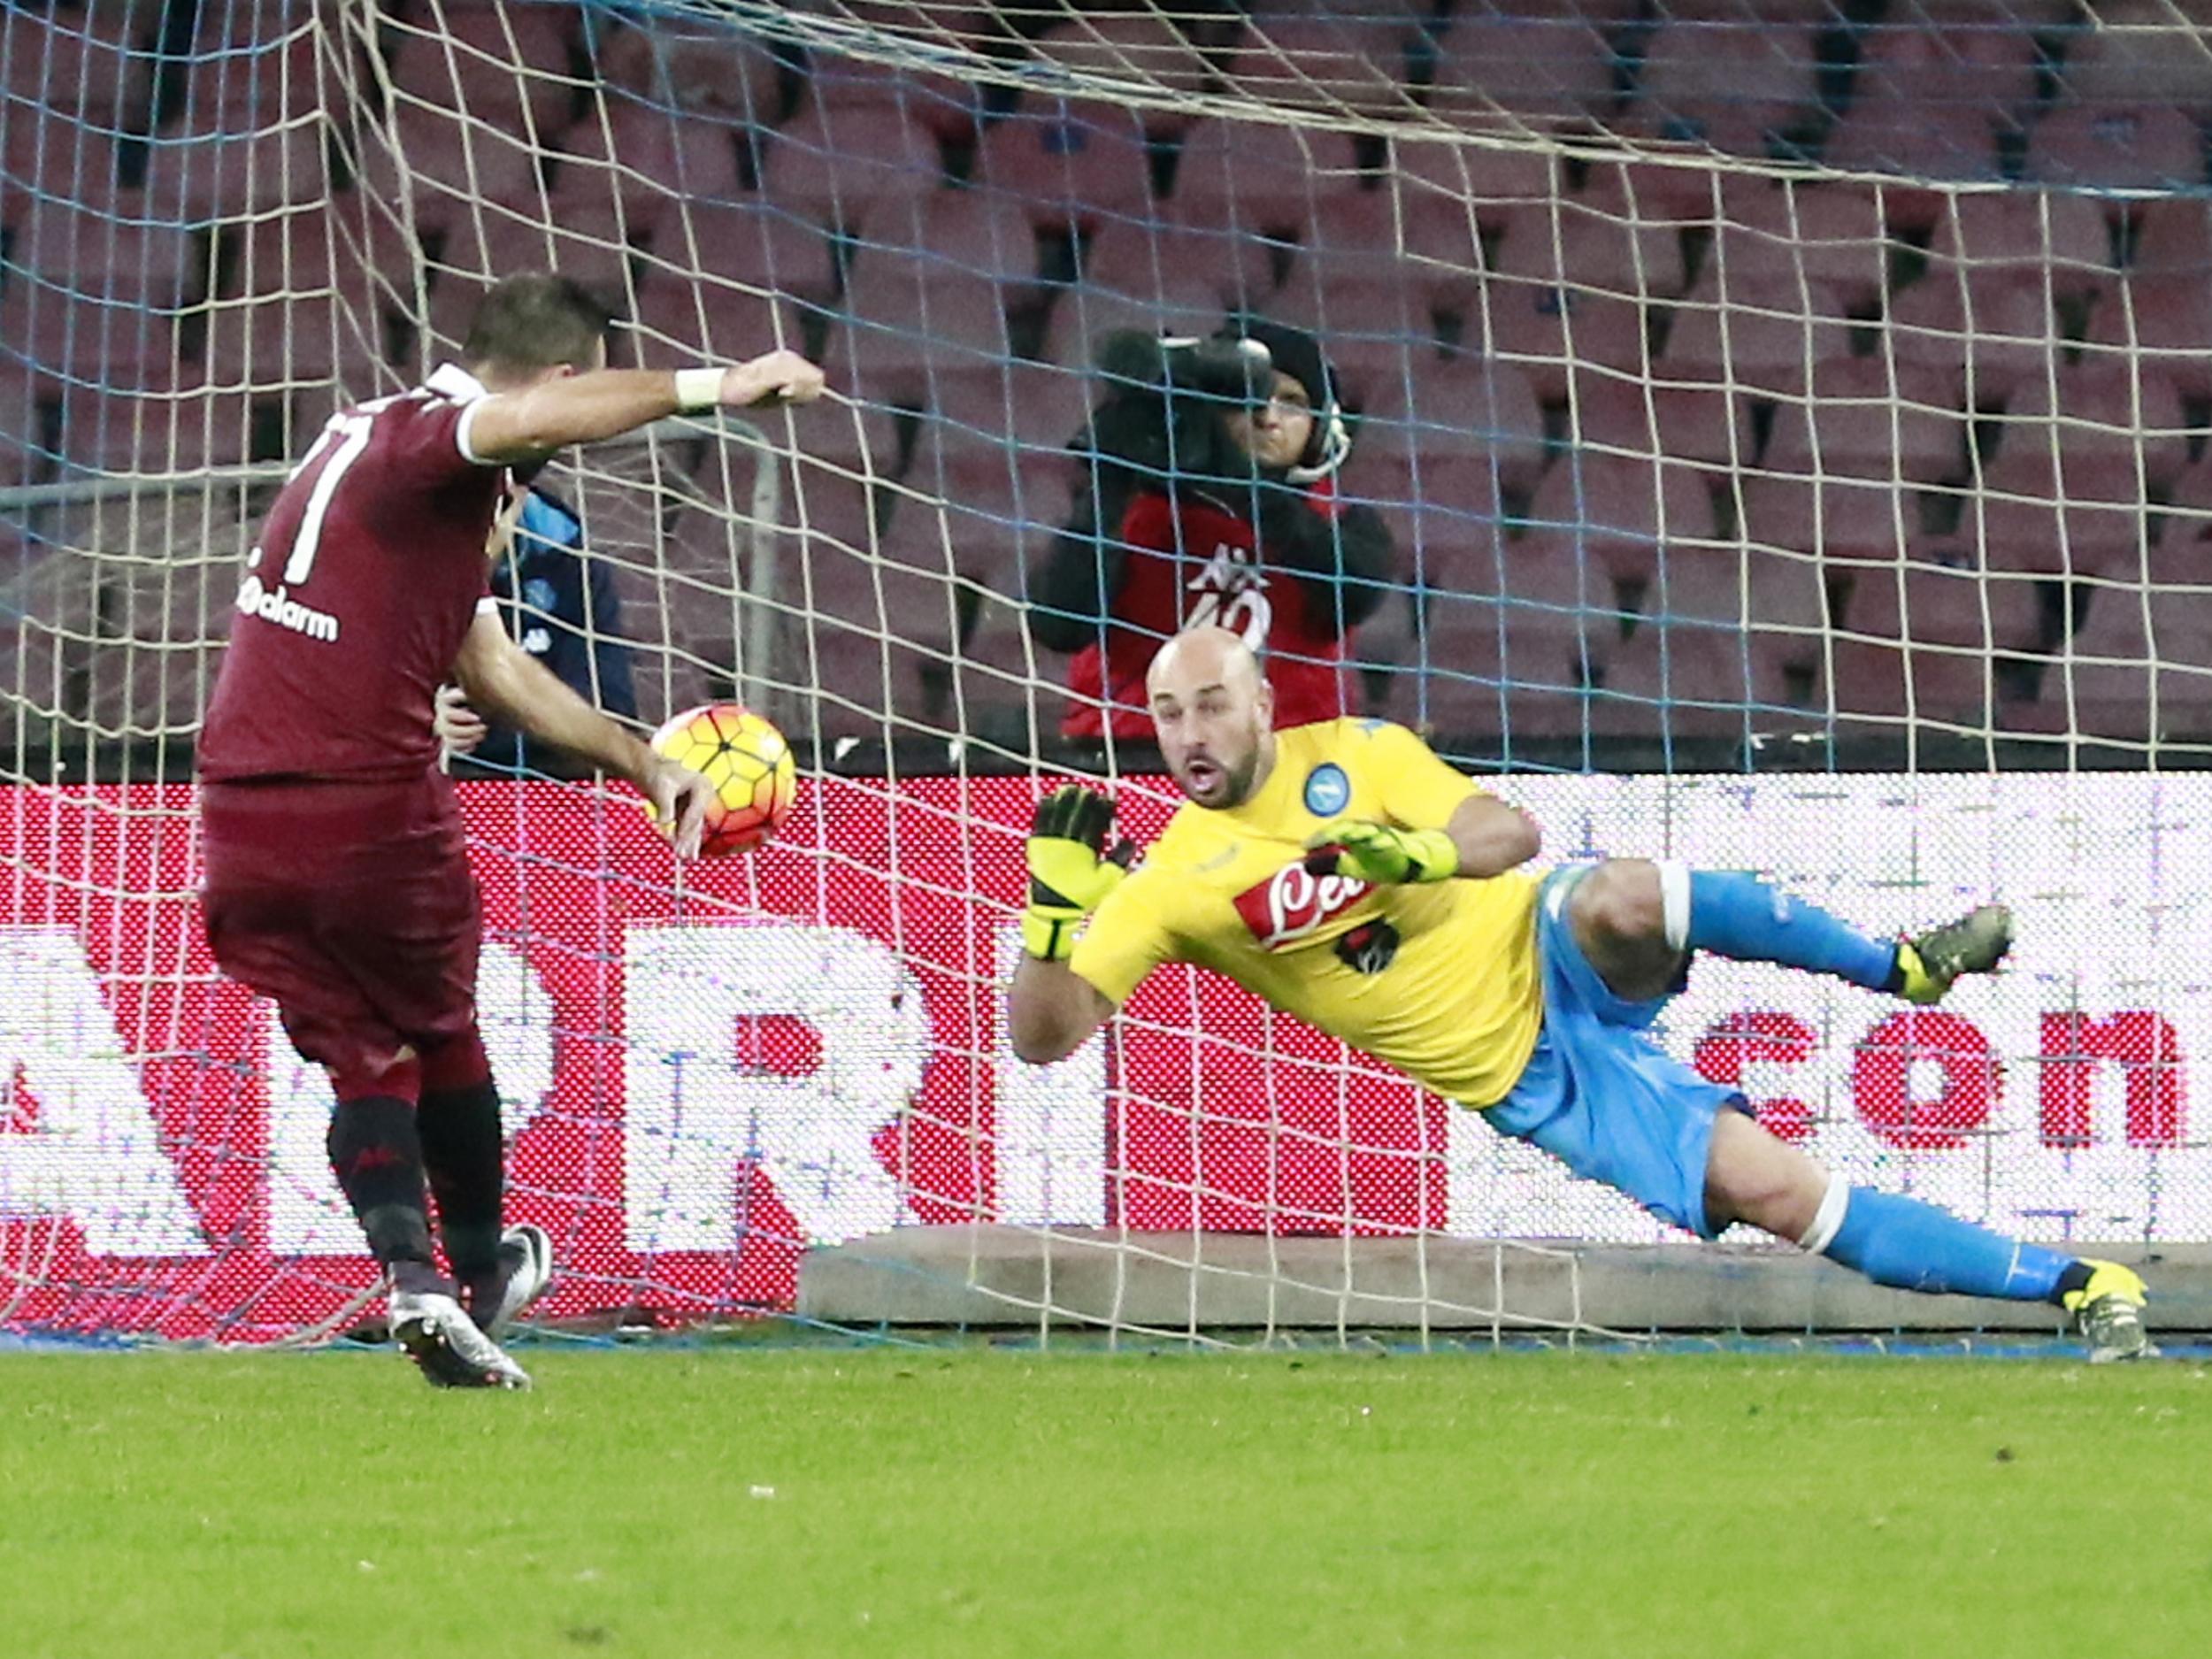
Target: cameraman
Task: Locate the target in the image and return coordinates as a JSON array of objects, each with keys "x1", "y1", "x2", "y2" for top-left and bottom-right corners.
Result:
[{"x1": 1027, "y1": 318, "x2": 1395, "y2": 740}]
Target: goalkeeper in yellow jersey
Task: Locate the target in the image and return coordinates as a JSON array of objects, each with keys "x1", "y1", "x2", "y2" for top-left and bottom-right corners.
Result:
[{"x1": 1006, "y1": 627, "x2": 2158, "y2": 1361}]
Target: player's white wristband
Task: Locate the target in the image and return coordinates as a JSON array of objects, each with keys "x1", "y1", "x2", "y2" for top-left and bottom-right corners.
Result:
[{"x1": 673, "y1": 366, "x2": 725, "y2": 413}]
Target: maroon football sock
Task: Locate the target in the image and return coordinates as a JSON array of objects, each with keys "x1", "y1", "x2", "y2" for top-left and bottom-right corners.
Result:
[{"x1": 326, "y1": 1094, "x2": 439, "y2": 1276}]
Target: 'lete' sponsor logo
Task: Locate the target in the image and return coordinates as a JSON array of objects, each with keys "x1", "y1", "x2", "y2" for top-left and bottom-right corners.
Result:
[{"x1": 1233, "y1": 859, "x2": 1371, "y2": 949}]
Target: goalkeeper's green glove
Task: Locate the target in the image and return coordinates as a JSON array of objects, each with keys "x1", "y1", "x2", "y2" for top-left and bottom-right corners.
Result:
[
  {"x1": 1302, "y1": 819, "x2": 1460, "y2": 885},
  {"x1": 1024, "y1": 786, "x2": 1136, "y2": 960}
]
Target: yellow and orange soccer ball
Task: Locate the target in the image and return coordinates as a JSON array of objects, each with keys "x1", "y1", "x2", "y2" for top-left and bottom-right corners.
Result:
[{"x1": 648, "y1": 703, "x2": 797, "y2": 856}]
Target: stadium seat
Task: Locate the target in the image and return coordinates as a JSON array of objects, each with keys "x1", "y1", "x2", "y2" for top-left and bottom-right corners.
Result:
[
  {"x1": 373, "y1": 97, "x2": 549, "y2": 215},
  {"x1": 1844, "y1": 562, "x2": 2040, "y2": 651},
  {"x1": 1588, "y1": 624, "x2": 1771, "y2": 741},
  {"x1": 1078, "y1": 215, "x2": 1277, "y2": 316},
  {"x1": 202, "y1": 213, "x2": 376, "y2": 388},
  {"x1": 1966, "y1": 444, "x2": 2149, "y2": 578},
  {"x1": 1631, "y1": 11, "x2": 1822, "y2": 157},
  {"x1": 1527, "y1": 448, "x2": 1720, "y2": 589},
  {"x1": 591, "y1": 12, "x2": 781, "y2": 124},
  {"x1": 552, "y1": 100, "x2": 736, "y2": 234},
  {"x1": 1382, "y1": 453, "x2": 1506, "y2": 589},
  {"x1": 2127, "y1": 196, "x2": 2212, "y2": 277},
  {"x1": 1707, "y1": 179, "x2": 1891, "y2": 315},
  {"x1": 1028, "y1": 15, "x2": 1211, "y2": 134},
  {"x1": 1995, "y1": 358, "x2": 2191, "y2": 489},
  {"x1": 856, "y1": 188, "x2": 1041, "y2": 291},
  {"x1": 1658, "y1": 272, "x2": 1851, "y2": 400},
  {"x1": 1357, "y1": 353, "x2": 1547, "y2": 499},
  {"x1": 631, "y1": 280, "x2": 810, "y2": 367},
  {"x1": 0, "y1": 4, "x2": 148, "y2": 126},
  {"x1": 1223, "y1": 15, "x2": 1422, "y2": 119},
  {"x1": 1762, "y1": 358, "x2": 1969, "y2": 486},
  {"x1": 1928, "y1": 191, "x2": 2116, "y2": 306},
  {"x1": 2051, "y1": 7, "x2": 2212, "y2": 113},
  {"x1": 657, "y1": 199, "x2": 835, "y2": 312},
  {"x1": 2024, "y1": 105, "x2": 2210, "y2": 192},
  {"x1": 1571, "y1": 373, "x2": 1751, "y2": 471},
  {"x1": 830, "y1": 253, "x2": 1015, "y2": 411},
  {"x1": 803, "y1": 51, "x2": 980, "y2": 148},
  {"x1": 1171, "y1": 119, "x2": 1369, "y2": 240},
  {"x1": 1878, "y1": 274, "x2": 2055, "y2": 403},
  {"x1": 385, "y1": 0, "x2": 581, "y2": 137},
  {"x1": 2085, "y1": 275, "x2": 2212, "y2": 398},
  {"x1": 1388, "y1": 137, "x2": 1554, "y2": 315},
  {"x1": 975, "y1": 99, "x2": 1156, "y2": 229},
  {"x1": 1426, "y1": 17, "x2": 1620, "y2": 133},
  {"x1": 1824, "y1": 0, "x2": 2036, "y2": 178},
  {"x1": 765, "y1": 105, "x2": 945, "y2": 230},
  {"x1": 1484, "y1": 202, "x2": 1684, "y2": 399}
]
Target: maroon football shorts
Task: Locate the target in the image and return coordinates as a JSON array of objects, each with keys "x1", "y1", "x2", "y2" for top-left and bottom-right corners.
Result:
[{"x1": 198, "y1": 771, "x2": 480, "y2": 1095}]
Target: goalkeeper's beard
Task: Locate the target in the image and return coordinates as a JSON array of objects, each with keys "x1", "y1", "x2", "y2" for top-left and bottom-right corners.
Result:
[{"x1": 1171, "y1": 726, "x2": 1270, "y2": 809}]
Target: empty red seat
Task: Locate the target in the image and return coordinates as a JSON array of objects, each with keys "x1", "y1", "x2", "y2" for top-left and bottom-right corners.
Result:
[
  {"x1": 1706, "y1": 179, "x2": 1891, "y2": 314},
  {"x1": 1824, "y1": 1, "x2": 2035, "y2": 177},
  {"x1": 974, "y1": 99, "x2": 1154, "y2": 228},
  {"x1": 1659, "y1": 273, "x2": 1851, "y2": 399},
  {"x1": 1928, "y1": 191, "x2": 2116, "y2": 304},
  {"x1": 2, "y1": 4, "x2": 148, "y2": 126},
  {"x1": 1878, "y1": 274, "x2": 2054, "y2": 403},
  {"x1": 1427, "y1": 17, "x2": 1619, "y2": 133},
  {"x1": 829, "y1": 255, "x2": 1014, "y2": 409},
  {"x1": 1485, "y1": 202, "x2": 1683, "y2": 398},
  {"x1": 385, "y1": 0, "x2": 580, "y2": 137},
  {"x1": 365, "y1": 98, "x2": 547, "y2": 218},
  {"x1": 553, "y1": 100, "x2": 740, "y2": 233},
  {"x1": 765, "y1": 105, "x2": 943, "y2": 228},
  {"x1": 2085, "y1": 275, "x2": 2212, "y2": 398},
  {"x1": 2052, "y1": 6, "x2": 2212, "y2": 112},
  {"x1": 1079, "y1": 215, "x2": 1276, "y2": 315},
  {"x1": 1965, "y1": 445, "x2": 2149, "y2": 578},
  {"x1": 1359, "y1": 354, "x2": 1547, "y2": 498},
  {"x1": 591, "y1": 12, "x2": 780, "y2": 123},
  {"x1": 1172, "y1": 119, "x2": 1368, "y2": 237},
  {"x1": 1996, "y1": 358, "x2": 2190, "y2": 488},
  {"x1": 803, "y1": 50, "x2": 981, "y2": 147},
  {"x1": 1632, "y1": 12, "x2": 1821, "y2": 156},
  {"x1": 2024, "y1": 105, "x2": 2209, "y2": 191},
  {"x1": 1527, "y1": 449, "x2": 1719, "y2": 587},
  {"x1": 659, "y1": 198, "x2": 836, "y2": 306},
  {"x1": 1572, "y1": 374, "x2": 1752, "y2": 470},
  {"x1": 1028, "y1": 15, "x2": 1211, "y2": 132},
  {"x1": 1763, "y1": 358, "x2": 1968, "y2": 483},
  {"x1": 1223, "y1": 16, "x2": 1420, "y2": 118}
]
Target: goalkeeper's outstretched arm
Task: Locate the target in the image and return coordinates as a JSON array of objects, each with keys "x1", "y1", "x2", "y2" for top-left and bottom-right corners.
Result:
[{"x1": 467, "y1": 349, "x2": 826, "y2": 464}]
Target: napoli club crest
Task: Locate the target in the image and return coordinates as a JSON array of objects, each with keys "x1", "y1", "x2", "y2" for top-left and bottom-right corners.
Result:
[{"x1": 1302, "y1": 763, "x2": 1350, "y2": 818}]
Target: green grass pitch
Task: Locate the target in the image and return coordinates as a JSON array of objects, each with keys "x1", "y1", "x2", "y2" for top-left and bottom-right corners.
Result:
[{"x1": 4, "y1": 1347, "x2": 2207, "y2": 1658}]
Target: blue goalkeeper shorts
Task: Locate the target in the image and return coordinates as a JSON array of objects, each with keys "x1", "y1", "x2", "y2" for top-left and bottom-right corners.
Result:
[{"x1": 1485, "y1": 867, "x2": 1750, "y2": 1239}]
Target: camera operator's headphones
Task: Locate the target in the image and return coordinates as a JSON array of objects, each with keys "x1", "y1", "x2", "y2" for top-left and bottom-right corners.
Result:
[{"x1": 1160, "y1": 322, "x2": 1353, "y2": 486}]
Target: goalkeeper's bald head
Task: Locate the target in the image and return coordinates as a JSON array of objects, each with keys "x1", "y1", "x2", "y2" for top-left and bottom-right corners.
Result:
[{"x1": 1147, "y1": 628, "x2": 1275, "y2": 809}]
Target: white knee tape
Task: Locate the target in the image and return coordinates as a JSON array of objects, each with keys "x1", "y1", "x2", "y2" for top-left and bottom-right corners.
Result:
[
  {"x1": 1797, "y1": 1171, "x2": 1851, "y2": 1255},
  {"x1": 1659, "y1": 860, "x2": 1693, "y2": 954}
]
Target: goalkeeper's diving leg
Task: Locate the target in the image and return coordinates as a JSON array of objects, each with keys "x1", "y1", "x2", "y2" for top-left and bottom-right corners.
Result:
[{"x1": 1511, "y1": 857, "x2": 2155, "y2": 1362}]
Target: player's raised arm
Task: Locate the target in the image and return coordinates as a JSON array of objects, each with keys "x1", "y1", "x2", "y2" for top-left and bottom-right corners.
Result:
[
  {"x1": 1006, "y1": 785, "x2": 1135, "y2": 1065},
  {"x1": 466, "y1": 349, "x2": 825, "y2": 464}
]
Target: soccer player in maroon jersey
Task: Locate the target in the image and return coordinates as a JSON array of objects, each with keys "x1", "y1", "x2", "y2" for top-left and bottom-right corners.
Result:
[
  {"x1": 196, "y1": 274, "x2": 826, "y2": 1388},
  {"x1": 1028, "y1": 319, "x2": 1395, "y2": 740}
]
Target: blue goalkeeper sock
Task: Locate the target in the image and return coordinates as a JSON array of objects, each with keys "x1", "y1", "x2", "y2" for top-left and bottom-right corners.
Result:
[
  {"x1": 1821, "y1": 1186, "x2": 2074, "y2": 1303},
  {"x1": 1686, "y1": 871, "x2": 1900, "y2": 992}
]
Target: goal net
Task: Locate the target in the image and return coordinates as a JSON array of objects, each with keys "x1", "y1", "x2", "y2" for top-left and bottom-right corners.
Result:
[{"x1": 3, "y1": 0, "x2": 2208, "y2": 1347}]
